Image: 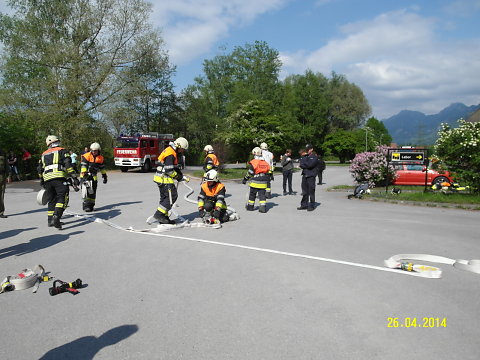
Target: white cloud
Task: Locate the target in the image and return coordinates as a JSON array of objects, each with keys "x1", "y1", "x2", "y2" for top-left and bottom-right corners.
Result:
[
  {"x1": 280, "y1": 9, "x2": 480, "y2": 119},
  {"x1": 150, "y1": 0, "x2": 287, "y2": 65}
]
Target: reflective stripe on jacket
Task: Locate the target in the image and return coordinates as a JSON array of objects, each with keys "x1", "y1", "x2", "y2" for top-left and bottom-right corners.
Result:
[
  {"x1": 39, "y1": 147, "x2": 75, "y2": 181},
  {"x1": 203, "y1": 153, "x2": 220, "y2": 172},
  {"x1": 197, "y1": 182, "x2": 226, "y2": 209},
  {"x1": 154, "y1": 146, "x2": 180, "y2": 184},
  {"x1": 247, "y1": 158, "x2": 270, "y2": 189},
  {"x1": 80, "y1": 152, "x2": 106, "y2": 180}
]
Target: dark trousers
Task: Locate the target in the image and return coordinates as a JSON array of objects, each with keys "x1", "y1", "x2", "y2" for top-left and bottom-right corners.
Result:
[
  {"x1": 158, "y1": 183, "x2": 178, "y2": 215},
  {"x1": 282, "y1": 170, "x2": 293, "y2": 193},
  {"x1": 83, "y1": 180, "x2": 98, "y2": 210},
  {"x1": 248, "y1": 187, "x2": 266, "y2": 207},
  {"x1": 317, "y1": 171, "x2": 323, "y2": 185},
  {"x1": 0, "y1": 180, "x2": 5, "y2": 215},
  {"x1": 300, "y1": 176, "x2": 316, "y2": 208},
  {"x1": 45, "y1": 178, "x2": 69, "y2": 219}
]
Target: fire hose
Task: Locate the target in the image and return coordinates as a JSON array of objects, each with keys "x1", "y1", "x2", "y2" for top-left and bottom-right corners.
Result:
[{"x1": 1, "y1": 265, "x2": 46, "y2": 294}]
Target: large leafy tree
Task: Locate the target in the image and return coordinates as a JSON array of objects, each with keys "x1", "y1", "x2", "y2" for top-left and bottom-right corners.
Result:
[
  {"x1": 327, "y1": 72, "x2": 371, "y2": 130},
  {"x1": 323, "y1": 129, "x2": 366, "y2": 163},
  {"x1": 0, "y1": 0, "x2": 172, "y2": 151},
  {"x1": 365, "y1": 117, "x2": 393, "y2": 145}
]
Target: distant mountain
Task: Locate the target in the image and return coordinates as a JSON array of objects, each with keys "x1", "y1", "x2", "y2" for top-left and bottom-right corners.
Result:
[{"x1": 382, "y1": 103, "x2": 480, "y2": 145}]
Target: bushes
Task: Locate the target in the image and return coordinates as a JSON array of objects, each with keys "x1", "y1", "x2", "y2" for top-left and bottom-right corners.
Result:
[{"x1": 349, "y1": 145, "x2": 396, "y2": 186}]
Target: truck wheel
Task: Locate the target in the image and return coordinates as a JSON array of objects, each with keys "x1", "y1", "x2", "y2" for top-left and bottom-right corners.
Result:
[
  {"x1": 142, "y1": 160, "x2": 151, "y2": 172},
  {"x1": 120, "y1": 167, "x2": 128, "y2": 173}
]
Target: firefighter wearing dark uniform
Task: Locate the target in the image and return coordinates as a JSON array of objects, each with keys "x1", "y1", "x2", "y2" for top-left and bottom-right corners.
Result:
[
  {"x1": 203, "y1": 145, "x2": 220, "y2": 175},
  {"x1": 197, "y1": 170, "x2": 229, "y2": 223},
  {"x1": 298, "y1": 144, "x2": 319, "y2": 211},
  {"x1": 242, "y1": 147, "x2": 270, "y2": 213},
  {"x1": 149, "y1": 137, "x2": 189, "y2": 225},
  {"x1": 80, "y1": 142, "x2": 107, "y2": 212},
  {"x1": 38, "y1": 135, "x2": 79, "y2": 229}
]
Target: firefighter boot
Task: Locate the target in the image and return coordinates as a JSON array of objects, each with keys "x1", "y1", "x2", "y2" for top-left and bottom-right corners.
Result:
[
  {"x1": 245, "y1": 204, "x2": 254, "y2": 211},
  {"x1": 48, "y1": 216, "x2": 53, "y2": 227},
  {"x1": 52, "y1": 215, "x2": 62, "y2": 230},
  {"x1": 153, "y1": 211, "x2": 174, "y2": 225},
  {"x1": 259, "y1": 205, "x2": 267, "y2": 213}
]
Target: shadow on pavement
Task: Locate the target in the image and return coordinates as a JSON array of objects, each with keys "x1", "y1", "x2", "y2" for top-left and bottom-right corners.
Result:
[
  {"x1": 0, "y1": 227, "x2": 37, "y2": 241},
  {"x1": 39, "y1": 324, "x2": 138, "y2": 360},
  {"x1": 94, "y1": 201, "x2": 142, "y2": 211},
  {"x1": 6, "y1": 208, "x2": 45, "y2": 217},
  {"x1": 0, "y1": 230, "x2": 84, "y2": 259}
]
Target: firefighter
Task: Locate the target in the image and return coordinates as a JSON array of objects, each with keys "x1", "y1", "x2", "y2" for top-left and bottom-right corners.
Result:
[
  {"x1": 260, "y1": 142, "x2": 274, "y2": 198},
  {"x1": 149, "y1": 137, "x2": 190, "y2": 225},
  {"x1": 197, "y1": 170, "x2": 229, "y2": 224},
  {"x1": 242, "y1": 147, "x2": 270, "y2": 213},
  {"x1": 203, "y1": 145, "x2": 220, "y2": 175},
  {"x1": 38, "y1": 135, "x2": 79, "y2": 229},
  {"x1": 80, "y1": 142, "x2": 107, "y2": 212}
]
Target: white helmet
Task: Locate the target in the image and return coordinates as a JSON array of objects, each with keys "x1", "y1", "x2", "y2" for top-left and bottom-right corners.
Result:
[
  {"x1": 174, "y1": 137, "x2": 189, "y2": 150},
  {"x1": 252, "y1": 147, "x2": 262, "y2": 156},
  {"x1": 260, "y1": 142, "x2": 268, "y2": 150},
  {"x1": 90, "y1": 142, "x2": 101, "y2": 151},
  {"x1": 204, "y1": 169, "x2": 219, "y2": 182},
  {"x1": 46, "y1": 135, "x2": 59, "y2": 147},
  {"x1": 204, "y1": 144, "x2": 214, "y2": 152}
]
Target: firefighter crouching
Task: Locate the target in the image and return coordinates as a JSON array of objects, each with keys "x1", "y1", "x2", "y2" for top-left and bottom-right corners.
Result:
[
  {"x1": 38, "y1": 135, "x2": 79, "y2": 229},
  {"x1": 242, "y1": 147, "x2": 270, "y2": 213},
  {"x1": 203, "y1": 145, "x2": 220, "y2": 176},
  {"x1": 198, "y1": 170, "x2": 229, "y2": 224},
  {"x1": 148, "y1": 137, "x2": 190, "y2": 225},
  {"x1": 80, "y1": 142, "x2": 107, "y2": 212}
]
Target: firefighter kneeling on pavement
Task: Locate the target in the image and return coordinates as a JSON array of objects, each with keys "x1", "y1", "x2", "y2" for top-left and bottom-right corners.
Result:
[
  {"x1": 149, "y1": 137, "x2": 190, "y2": 225},
  {"x1": 80, "y1": 142, "x2": 107, "y2": 212},
  {"x1": 38, "y1": 135, "x2": 79, "y2": 229},
  {"x1": 198, "y1": 170, "x2": 229, "y2": 224},
  {"x1": 242, "y1": 147, "x2": 270, "y2": 213}
]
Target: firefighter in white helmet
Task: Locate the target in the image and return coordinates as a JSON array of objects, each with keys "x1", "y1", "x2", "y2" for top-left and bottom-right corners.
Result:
[
  {"x1": 242, "y1": 147, "x2": 270, "y2": 213},
  {"x1": 37, "y1": 135, "x2": 79, "y2": 229},
  {"x1": 197, "y1": 169, "x2": 230, "y2": 223},
  {"x1": 203, "y1": 144, "x2": 220, "y2": 175},
  {"x1": 260, "y1": 142, "x2": 274, "y2": 198},
  {"x1": 148, "y1": 137, "x2": 190, "y2": 225},
  {"x1": 79, "y1": 142, "x2": 107, "y2": 212}
]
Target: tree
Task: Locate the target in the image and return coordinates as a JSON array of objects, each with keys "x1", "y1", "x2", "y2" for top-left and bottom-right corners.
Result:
[
  {"x1": 323, "y1": 129, "x2": 366, "y2": 163},
  {"x1": 0, "y1": 0, "x2": 172, "y2": 151},
  {"x1": 365, "y1": 117, "x2": 393, "y2": 145},
  {"x1": 434, "y1": 120, "x2": 480, "y2": 193},
  {"x1": 327, "y1": 72, "x2": 371, "y2": 130}
]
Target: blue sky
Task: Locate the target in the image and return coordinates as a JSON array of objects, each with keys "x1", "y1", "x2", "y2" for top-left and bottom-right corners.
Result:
[{"x1": 1, "y1": 0, "x2": 479, "y2": 119}]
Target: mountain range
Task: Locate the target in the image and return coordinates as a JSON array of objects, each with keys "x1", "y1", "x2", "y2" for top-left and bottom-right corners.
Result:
[{"x1": 382, "y1": 103, "x2": 480, "y2": 145}]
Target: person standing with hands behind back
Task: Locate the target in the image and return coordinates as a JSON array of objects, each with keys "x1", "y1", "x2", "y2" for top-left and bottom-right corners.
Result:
[
  {"x1": 281, "y1": 149, "x2": 294, "y2": 195},
  {"x1": 298, "y1": 144, "x2": 319, "y2": 211}
]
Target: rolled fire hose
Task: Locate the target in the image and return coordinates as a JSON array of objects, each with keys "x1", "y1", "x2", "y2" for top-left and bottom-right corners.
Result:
[
  {"x1": 0, "y1": 265, "x2": 45, "y2": 294},
  {"x1": 384, "y1": 254, "x2": 480, "y2": 278}
]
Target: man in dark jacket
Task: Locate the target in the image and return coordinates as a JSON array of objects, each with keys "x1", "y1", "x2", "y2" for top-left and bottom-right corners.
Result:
[
  {"x1": 316, "y1": 154, "x2": 326, "y2": 185},
  {"x1": 298, "y1": 144, "x2": 319, "y2": 211},
  {"x1": 0, "y1": 148, "x2": 8, "y2": 218},
  {"x1": 281, "y1": 149, "x2": 294, "y2": 195}
]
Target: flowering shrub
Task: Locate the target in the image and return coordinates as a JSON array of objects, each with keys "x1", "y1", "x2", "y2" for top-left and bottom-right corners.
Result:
[
  {"x1": 349, "y1": 145, "x2": 397, "y2": 187},
  {"x1": 434, "y1": 119, "x2": 480, "y2": 193}
]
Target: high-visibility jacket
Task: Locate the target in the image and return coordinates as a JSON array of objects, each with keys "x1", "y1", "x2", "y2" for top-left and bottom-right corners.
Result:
[
  {"x1": 80, "y1": 152, "x2": 106, "y2": 181},
  {"x1": 203, "y1": 152, "x2": 220, "y2": 172},
  {"x1": 245, "y1": 158, "x2": 270, "y2": 189},
  {"x1": 197, "y1": 182, "x2": 226, "y2": 209},
  {"x1": 38, "y1": 147, "x2": 76, "y2": 182},
  {"x1": 154, "y1": 146, "x2": 182, "y2": 184}
]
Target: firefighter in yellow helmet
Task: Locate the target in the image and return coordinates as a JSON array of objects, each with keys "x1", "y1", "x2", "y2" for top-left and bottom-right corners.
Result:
[
  {"x1": 197, "y1": 170, "x2": 229, "y2": 224},
  {"x1": 37, "y1": 135, "x2": 79, "y2": 229},
  {"x1": 242, "y1": 147, "x2": 270, "y2": 213},
  {"x1": 80, "y1": 142, "x2": 107, "y2": 212},
  {"x1": 148, "y1": 137, "x2": 190, "y2": 225}
]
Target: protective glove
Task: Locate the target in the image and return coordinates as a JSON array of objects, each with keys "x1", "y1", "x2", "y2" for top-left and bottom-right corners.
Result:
[
  {"x1": 182, "y1": 175, "x2": 190, "y2": 183},
  {"x1": 73, "y1": 177, "x2": 80, "y2": 187},
  {"x1": 212, "y1": 209, "x2": 220, "y2": 219},
  {"x1": 198, "y1": 208, "x2": 205, "y2": 218},
  {"x1": 242, "y1": 177, "x2": 247, "y2": 185},
  {"x1": 270, "y1": 172, "x2": 274, "y2": 181},
  {"x1": 40, "y1": 178, "x2": 45, "y2": 188},
  {"x1": 102, "y1": 174, "x2": 108, "y2": 184},
  {"x1": 81, "y1": 172, "x2": 87, "y2": 179}
]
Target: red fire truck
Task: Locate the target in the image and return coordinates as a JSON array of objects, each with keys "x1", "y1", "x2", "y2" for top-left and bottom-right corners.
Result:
[{"x1": 114, "y1": 133, "x2": 174, "y2": 172}]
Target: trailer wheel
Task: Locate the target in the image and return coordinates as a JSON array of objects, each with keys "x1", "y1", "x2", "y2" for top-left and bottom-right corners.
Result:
[{"x1": 120, "y1": 166, "x2": 129, "y2": 172}]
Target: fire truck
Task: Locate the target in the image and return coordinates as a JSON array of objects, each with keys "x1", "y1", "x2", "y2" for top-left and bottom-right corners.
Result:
[{"x1": 114, "y1": 133, "x2": 174, "y2": 172}]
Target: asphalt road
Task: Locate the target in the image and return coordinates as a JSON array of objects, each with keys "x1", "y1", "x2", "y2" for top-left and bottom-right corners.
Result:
[{"x1": 1, "y1": 166, "x2": 479, "y2": 360}]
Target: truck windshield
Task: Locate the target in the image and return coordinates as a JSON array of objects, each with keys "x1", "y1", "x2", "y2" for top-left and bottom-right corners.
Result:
[{"x1": 116, "y1": 140, "x2": 139, "y2": 148}]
